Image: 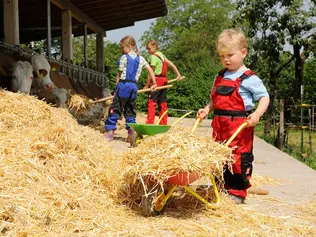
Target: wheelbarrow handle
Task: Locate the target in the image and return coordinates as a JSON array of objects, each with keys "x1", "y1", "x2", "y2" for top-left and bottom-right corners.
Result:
[
  {"x1": 171, "y1": 111, "x2": 193, "y2": 127},
  {"x1": 225, "y1": 122, "x2": 249, "y2": 146},
  {"x1": 191, "y1": 116, "x2": 203, "y2": 133}
]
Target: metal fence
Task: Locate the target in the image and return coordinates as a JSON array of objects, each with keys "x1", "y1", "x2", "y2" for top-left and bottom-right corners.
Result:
[{"x1": 0, "y1": 41, "x2": 106, "y2": 87}]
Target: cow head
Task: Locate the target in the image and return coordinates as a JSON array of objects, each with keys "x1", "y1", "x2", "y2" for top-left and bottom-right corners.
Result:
[
  {"x1": 31, "y1": 54, "x2": 55, "y2": 92},
  {"x1": 52, "y1": 87, "x2": 69, "y2": 108},
  {"x1": 11, "y1": 61, "x2": 33, "y2": 93}
]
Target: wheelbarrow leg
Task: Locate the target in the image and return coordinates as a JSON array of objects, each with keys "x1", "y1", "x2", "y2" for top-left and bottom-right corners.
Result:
[
  {"x1": 155, "y1": 185, "x2": 177, "y2": 212},
  {"x1": 141, "y1": 185, "x2": 177, "y2": 216},
  {"x1": 182, "y1": 174, "x2": 220, "y2": 209}
]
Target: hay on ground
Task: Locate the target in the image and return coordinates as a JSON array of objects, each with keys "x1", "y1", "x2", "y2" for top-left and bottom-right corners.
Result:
[{"x1": 0, "y1": 90, "x2": 315, "y2": 236}]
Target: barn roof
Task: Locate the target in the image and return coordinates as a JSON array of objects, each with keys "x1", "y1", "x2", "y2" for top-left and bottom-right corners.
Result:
[{"x1": 19, "y1": 0, "x2": 167, "y2": 43}]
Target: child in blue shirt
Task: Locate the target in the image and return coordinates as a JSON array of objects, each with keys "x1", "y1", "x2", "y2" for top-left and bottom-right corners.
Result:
[{"x1": 198, "y1": 29, "x2": 270, "y2": 204}]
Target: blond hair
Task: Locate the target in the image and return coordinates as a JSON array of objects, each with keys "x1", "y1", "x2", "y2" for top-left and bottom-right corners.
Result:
[
  {"x1": 146, "y1": 39, "x2": 159, "y2": 50},
  {"x1": 120, "y1": 36, "x2": 136, "y2": 47},
  {"x1": 216, "y1": 29, "x2": 247, "y2": 54}
]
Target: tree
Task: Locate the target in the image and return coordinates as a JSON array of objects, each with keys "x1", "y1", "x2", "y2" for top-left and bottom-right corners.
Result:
[
  {"x1": 234, "y1": 0, "x2": 316, "y2": 135},
  {"x1": 72, "y1": 35, "x2": 97, "y2": 69}
]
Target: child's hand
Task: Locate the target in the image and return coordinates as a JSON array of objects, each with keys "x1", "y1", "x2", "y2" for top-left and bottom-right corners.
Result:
[
  {"x1": 197, "y1": 108, "x2": 209, "y2": 120},
  {"x1": 176, "y1": 75, "x2": 183, "y2": 81},
  {"x1": 150, "y1": 84, "x2": 157, "y2": 91},
  {"x1": 143, "y1": 85, "x2": 149, "y2": 89},
  {"x1": 246, "y1": 112, "x2": 260, "y2": 127}
]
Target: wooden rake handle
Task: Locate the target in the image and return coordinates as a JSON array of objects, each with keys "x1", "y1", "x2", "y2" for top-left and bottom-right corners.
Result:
[
  {"x1": 89, "y1": 84, "x2": 173, "y2": 104},
  {"x1": 167, "y1": 76, "x2": 185, "y2": 84}
]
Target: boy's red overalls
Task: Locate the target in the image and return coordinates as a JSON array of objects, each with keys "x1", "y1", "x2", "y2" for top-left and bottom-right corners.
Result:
[
  {"x1": 146, "y1": 53, "x2": 168, "y2": 125},
  {"x1": 211, "y1": 69, "x2": 255, "y2": 198}
]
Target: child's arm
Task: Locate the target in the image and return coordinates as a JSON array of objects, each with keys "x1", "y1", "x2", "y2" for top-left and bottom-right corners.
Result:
[
  {"x1": 246, "y1": 96, "x2": 270, "y2": 127},
  {"x1": 115, "y1": 71, "x2": 122, "y2": 85},
  {"x1": 198, "y1": 96, "x2": 214, "y2": 120},
  {"x1": 145, "y1": 65, "x2": 157, "y2": 90},
  {"x1": 144, "y1": 66, "x2": 155, "y2": 89},
  {"x1": 166, "y1": 59, "x2": 181, "y2": 80}
]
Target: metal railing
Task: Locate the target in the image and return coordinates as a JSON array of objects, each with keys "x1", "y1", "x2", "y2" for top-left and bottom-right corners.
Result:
[{"x1": 0, "y1": 41, "x2": 106, "y2": 87}]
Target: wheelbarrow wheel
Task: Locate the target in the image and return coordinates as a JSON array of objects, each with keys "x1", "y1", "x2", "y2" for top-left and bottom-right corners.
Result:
[
  {"x1": 141, "y1": 191, "x2": 167, "y2": 216},
  {"x1": 130, "y1": 132, "x2": 143, "y2": 147}
]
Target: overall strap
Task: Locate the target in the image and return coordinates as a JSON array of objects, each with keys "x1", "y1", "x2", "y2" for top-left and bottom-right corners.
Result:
[
  {"x1": 152, "y1": 53, "x2": 164, "y2": 62},
  {"x1": 218, "y1": 68, "x2": 228, "y2": 77},
  {"x1": 126, "y1": 54, "x2": 140, "y2": 81},
  {"x1": 239, "y1": 70, "x2": 255, "y2": 81},
  {"x1": 152, "y1": 53, "x2": 167, "y2": 77}
]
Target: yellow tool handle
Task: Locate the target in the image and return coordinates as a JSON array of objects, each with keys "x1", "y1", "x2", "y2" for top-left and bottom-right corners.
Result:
[
  {"x1": 89, "y1": 84, "x2": 173, "y2": 104},
  {"x1": 191, "y1": 117, "x2": 202, "y2": 133},
  {"x1": 156, "y1": 110, "x2": 168, "y2": 125},
  {"x1": 171, "y1": 111, "x2": 193, "y2": 127},
  {"x1": 225, "y1": 122, "x2": 248, "y2": 146}
]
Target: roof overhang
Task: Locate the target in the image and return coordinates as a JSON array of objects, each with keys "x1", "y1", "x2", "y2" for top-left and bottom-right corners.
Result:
[{"x1": 18, "y1": 0, "x2": 167, "y2": 42}]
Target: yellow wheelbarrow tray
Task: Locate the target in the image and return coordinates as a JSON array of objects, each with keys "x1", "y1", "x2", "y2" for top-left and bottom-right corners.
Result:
[{"x1": 140, "y1": 121, "x2": 249, "y2": 216}]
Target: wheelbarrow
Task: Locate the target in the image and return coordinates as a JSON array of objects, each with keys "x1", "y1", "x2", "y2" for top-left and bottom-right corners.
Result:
[
  {"x1": 140, "y1": 120, "x2": 249, "y2": 216},
  {"x1": 127, "y1": 111, "x2": 193, "y2": 147}
]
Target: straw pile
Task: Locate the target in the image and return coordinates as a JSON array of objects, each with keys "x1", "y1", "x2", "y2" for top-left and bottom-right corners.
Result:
[
  {"x1": 68, "y1": 94, "x2": 91, "y2": 114},
  {"x1": 1, "y1": 90, "x2": 315, "y2": 236},
  {"x1": 118, "y1": 129, "x2": 234, "y2": 210},
  {"x1": 122, "y1": 129, "x2": 233, "y2": 180}
]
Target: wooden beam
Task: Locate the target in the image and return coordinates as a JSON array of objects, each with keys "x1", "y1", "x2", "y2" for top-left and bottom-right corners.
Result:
[
  {"x1": 92, "y1": 7, "x2": 166, "y2": 22},
  {"x1": 51, "y1": 0, "x2": 104, "y2": 33},
  {"x1": 62, "y1": 9, "x2": 73, "y2": 61},
  {"x1": 96, "y1": 32, "x2": 104, "y2": 73},
  {"x1": 4, "y1": 0, "x2": 19, "y2": 45}
]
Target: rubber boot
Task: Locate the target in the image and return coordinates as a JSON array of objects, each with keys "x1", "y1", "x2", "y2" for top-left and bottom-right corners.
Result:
[
  {"x1": 105, "y1": 130, "x2": 114, "y2": 141},
  {"x1": 126, "y1": 129, "x2": 134, "y2": 143}
]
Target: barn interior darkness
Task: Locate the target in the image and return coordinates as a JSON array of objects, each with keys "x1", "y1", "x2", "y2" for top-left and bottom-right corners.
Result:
[{"x1": 0, "y1": 0, "x2": 167, "y2": 44}]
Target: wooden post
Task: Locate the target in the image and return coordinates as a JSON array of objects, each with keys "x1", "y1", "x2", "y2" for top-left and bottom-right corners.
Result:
[
  {"x1": 62, "y1": 9, "x2": 73, "y2": 61},
  {"x1": 47, "y1": 0, "x2": 52, "y2": 58},
  {"x1": 96, "y1": 32, "x2": 105, "y2": 73},
  {"x1": 312, "y1": 106, "x2": 315, "y2": 130},
  {"x1": 83, "y1": 24, "x2": 88, "y2": 67},
  {"x1": 278, "y1": 99, "x2": 284, "y2": 150},
  {"x1": 300, "y1": 85, "x2": 304, "y2": 157},
  {"x1": 308, "y1": 109, "x2": 312, "y2": 153},
  {"x1": 3, "y1": 0, "x2": 19, "y2": 45}
]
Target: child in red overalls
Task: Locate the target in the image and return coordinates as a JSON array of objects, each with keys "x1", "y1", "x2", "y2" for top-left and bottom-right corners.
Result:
[
  {"x1": 144, "y1": 40, "x2": 182, "y2": 125},
  {"x1": 198, "y1": 29, "x2": 270, "y2": 204}
]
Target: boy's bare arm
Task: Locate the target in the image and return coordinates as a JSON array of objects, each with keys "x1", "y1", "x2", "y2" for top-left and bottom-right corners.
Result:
[
  {"x1": 145, "y1": 66, "x2": 157, "y2": 90},
  {"x1": 247, "y1": 96, "x2": 270, "y2": 127},
  {"x1": 115, "y1": 71, "x2": 122, "y2": 85},
  {"x1": 144, "y1": 66, "x2": 155, "y2": 88},
  {"x1": 166, "y1": 59, "x2": 181, "y2": 79}
]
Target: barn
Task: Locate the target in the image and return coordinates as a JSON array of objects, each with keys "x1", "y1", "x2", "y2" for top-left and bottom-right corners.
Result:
[{"x1": 0, "y1": 0, "x2": 167, "y2": 99}]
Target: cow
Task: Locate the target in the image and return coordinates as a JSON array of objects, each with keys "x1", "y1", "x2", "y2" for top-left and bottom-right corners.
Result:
[
  {"x1": 0, "y1": 59, "x2": 33, "y2": 93},
  {"x1": 11, "y1": 61, "x2": 34, "y2": 93},
  {"x1": 0, "y1": 54, "x2": 55, "y2": 94},
  {"x1": 30, "y1": 54, "x2": 55, "y2": 93}
]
